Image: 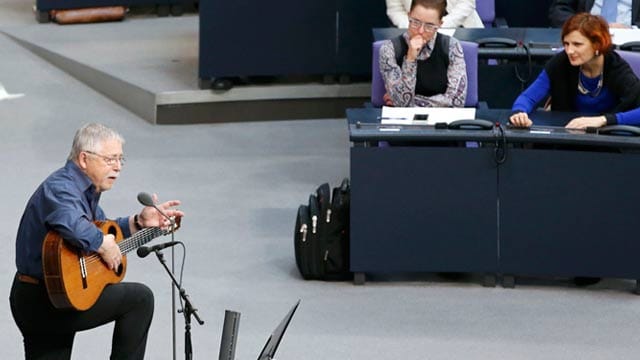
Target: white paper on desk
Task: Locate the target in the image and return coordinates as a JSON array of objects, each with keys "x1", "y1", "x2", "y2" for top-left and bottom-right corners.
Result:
[
  {"x1": 610, "y1": 28, "x2": 640, "y2": 46},
  {"x1": 437, "y1": 28, "x2": 456, "y2": 37},
  {"x1": 381, "y1": 106, "x2": 476, "y2": 125}
]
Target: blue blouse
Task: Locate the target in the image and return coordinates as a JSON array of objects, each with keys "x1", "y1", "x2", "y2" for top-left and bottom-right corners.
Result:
[{"x1": 512, "y1": 70, "x2": 640, "y2": 125}]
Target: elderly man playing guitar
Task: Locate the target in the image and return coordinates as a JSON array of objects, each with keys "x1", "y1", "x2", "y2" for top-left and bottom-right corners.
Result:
[{"x1": 10, "y1": 123, "x2": 184, "y2": 360}]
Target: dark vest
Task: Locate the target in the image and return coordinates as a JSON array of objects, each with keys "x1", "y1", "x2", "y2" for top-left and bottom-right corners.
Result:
[{"x1": 392, "y1": 34, "x2": 450, "y2": 97}]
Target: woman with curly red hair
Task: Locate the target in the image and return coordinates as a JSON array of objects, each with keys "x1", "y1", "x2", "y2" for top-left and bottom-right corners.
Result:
[{"x1": 510, "y1": 13, "x2": 640, "y2": 129}]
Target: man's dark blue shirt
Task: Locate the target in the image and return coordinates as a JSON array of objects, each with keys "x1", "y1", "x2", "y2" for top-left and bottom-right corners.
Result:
[{"x1": 15, "y1": 160, "x2": 131, "y2": 279}]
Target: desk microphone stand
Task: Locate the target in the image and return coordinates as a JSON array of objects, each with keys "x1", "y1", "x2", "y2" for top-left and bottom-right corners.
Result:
[{"x1": 153, "y1": 249, "x2": 204, "y2": 360}]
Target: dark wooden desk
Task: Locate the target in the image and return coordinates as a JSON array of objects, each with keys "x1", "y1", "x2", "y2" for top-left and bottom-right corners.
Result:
[
  {"x1": 199, "y1": 0, "x2": 390, "y2": 88},
  {"x1": 349, "y1": 108, "x2": 500, "y2": 285},
  {"x1": 499, "y1": 126, "x2": 640, "y2": 286},
  {"x1": 348, "y1": 108, "x2": 640, "y2": 292}
]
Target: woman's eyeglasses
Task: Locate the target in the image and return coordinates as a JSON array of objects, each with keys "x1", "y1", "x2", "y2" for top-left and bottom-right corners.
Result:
[{"x1": 408, "y1": 18, "x2": 440, "y2": 32}]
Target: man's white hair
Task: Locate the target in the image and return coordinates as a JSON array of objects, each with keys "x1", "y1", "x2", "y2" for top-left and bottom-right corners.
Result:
[{"x1": 68, "y1": 123, "x2": 125, "y2": 161}]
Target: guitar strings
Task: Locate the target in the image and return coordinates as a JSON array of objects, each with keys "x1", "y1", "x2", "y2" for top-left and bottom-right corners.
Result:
[{"x1": 79, "y1": 227, "x2": 168, "y2": 266}]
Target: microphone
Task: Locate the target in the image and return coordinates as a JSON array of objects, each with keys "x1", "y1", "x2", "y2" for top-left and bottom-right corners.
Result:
[
  {"x1": 137, "y1": 192, "x2": 175, "y2": 226},
  {"x1": 137, "y1": 191, "x2": 155, "y2": 207},
  {"x1": 137, "y1": 241, "x2": 180, "y2": 258}
]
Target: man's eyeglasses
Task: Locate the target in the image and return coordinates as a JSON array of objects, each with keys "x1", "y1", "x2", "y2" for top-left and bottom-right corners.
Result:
[
  {"x1": 84, "y1": 150, "x2": 126, "y2": 166},
  {"x1": 408, "y1": 18, "x2": 440, "y2": 32}
]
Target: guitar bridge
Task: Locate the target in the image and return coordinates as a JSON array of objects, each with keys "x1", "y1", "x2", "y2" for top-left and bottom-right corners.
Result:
[{"x1": 78, "y1": 251, "x2": 88, "y2": 289}]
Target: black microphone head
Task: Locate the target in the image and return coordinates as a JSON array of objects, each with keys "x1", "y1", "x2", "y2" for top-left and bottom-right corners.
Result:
[
  {"x1": 137, "y1": 246, "x2": 151, "y2": 258},
  {"x1": 137, "y1": 192, "x2": 155, "y2": 207}
]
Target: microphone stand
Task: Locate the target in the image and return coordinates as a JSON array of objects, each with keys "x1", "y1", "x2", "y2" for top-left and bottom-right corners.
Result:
[
  {"x1": 136, "y1": 193, "x2": 193, "y2": 359},
  {"x1": 153, "y1": 249, "x2": 204, "y2": 360},
  {"x1": 170, "y1": 230, "x2": 176, "y2": 360}
]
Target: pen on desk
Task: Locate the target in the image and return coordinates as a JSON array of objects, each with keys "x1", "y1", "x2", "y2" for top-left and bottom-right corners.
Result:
[{"x1": 377, "y1": 116, "x2": 409, "y2": 121}]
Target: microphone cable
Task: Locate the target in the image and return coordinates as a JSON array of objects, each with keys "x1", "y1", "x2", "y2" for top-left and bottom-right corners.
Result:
[
  {"x1": 171, "y1": 241, "x2": 187, "y2": 315},
  {"x1": 514, "y1": 41, "x2": 532, "y2": 92},
  {"x1": 493, "y1": 122, "x2": 508, "y2": 165}
]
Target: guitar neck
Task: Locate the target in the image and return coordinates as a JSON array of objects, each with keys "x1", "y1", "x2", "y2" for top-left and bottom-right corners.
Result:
[{"x1": 118, "y1": 227, "x2": 167, "y2": 255}]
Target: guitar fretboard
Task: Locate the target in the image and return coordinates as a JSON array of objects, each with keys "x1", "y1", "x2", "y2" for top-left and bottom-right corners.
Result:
[{"x1": 118, "y1": 227, "x2": 167, "y2": 255}]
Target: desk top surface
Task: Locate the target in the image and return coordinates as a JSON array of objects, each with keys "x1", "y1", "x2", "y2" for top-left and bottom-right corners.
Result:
[
  {"x1": 373, "y1": 27, "x2": 562, "y2": 58},
  {"x1": 347, "y1": 108, "x2": 640, "y2": 148},
  {"x1": 373, "y1": 27, "x2": 640, "y2": 58}
]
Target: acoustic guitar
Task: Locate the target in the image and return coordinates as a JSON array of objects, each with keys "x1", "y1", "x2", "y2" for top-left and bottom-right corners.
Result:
[{"x1": 42, "y1": 218, "x2": 180, "y2": 311}]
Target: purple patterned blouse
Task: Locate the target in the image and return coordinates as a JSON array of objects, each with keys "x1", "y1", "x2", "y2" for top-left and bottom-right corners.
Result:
[{"x1": 379, "y1": 32, "x2": 467, "y2": 107}]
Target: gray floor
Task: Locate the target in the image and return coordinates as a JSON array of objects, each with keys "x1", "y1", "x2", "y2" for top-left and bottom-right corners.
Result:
[{"x1": 2, "y1": 2, "x2": 640, "y2": 360}]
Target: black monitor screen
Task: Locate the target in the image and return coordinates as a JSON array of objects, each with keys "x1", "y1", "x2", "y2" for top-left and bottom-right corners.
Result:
[{"x1": 257, "y1": 300, "x2": 300, "y2": 360}]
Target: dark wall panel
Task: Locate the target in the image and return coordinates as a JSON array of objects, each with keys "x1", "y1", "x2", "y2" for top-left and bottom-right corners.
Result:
[{"x1": 496, "y1": 0, "x2": 555, "y2": 27}]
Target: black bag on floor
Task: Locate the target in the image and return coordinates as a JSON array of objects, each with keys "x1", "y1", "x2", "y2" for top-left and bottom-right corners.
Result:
[{"x1": 294, "y1": 178, "x2": 351, "y2": 280}]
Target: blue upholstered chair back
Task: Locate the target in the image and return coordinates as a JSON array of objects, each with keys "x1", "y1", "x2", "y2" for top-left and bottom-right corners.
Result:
[
  {"x1": 371, "y1": 39, "x2": 479, "y2": 108},
  {"x1": 475, "y1": 0, "x2": 495, "y2": 28},
  {"x1": 616, "y1": 50, "x2": 640, "y2": 78},
  {"x1": 461, "y1": 41, "x2": 479, "y2": 107},
  {"x1": 371, "y1": 40, "x2": 386, "y2": 108}
]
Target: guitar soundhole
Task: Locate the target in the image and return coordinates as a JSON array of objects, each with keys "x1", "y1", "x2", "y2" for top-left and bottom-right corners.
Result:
[
  {"x1": 115, "y1": 263, "x2": 123, "y2": 276},
  {"x1": 107, "y1": 224, "x2": 117, "y2": 236},
  {"x1": 107, "y1": 224, "x2": 122, "y2": 275}
]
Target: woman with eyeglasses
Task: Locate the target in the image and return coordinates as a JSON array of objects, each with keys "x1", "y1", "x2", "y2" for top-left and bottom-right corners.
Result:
[
  {"x1": 386, "y1": 0, "x2": 483, "y2": 29},
  {"x1": 509, "y1": 13, "x2": 640, "y2": 129},
  {"x1": 379, "y1": 0, "x2": 468, "y2": 107}
]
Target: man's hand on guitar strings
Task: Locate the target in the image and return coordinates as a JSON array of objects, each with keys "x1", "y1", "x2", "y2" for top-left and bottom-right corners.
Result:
[{"x1": 97, "y1": 234, "x2": 122, "y2": 270}]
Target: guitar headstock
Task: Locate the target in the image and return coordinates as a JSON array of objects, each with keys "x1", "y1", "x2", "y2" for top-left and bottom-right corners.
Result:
[{"x1": 164, "y1": 216, "x2": 181, "y2": 234}]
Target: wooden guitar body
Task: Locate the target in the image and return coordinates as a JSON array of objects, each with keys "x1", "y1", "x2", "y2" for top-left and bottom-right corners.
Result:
[{"x1": 42, "y1": 219, "x2": 178, "y2": 311}]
